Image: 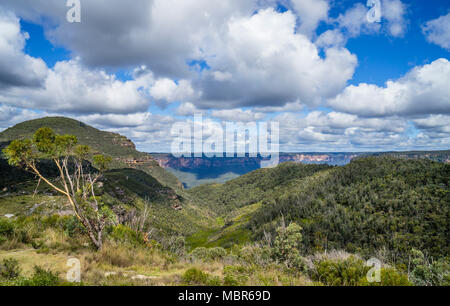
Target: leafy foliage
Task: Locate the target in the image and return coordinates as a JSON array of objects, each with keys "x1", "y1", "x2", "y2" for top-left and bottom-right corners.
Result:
[
  {"x1": 0, "y1": 258, "x2": 21, "y2": 279},
  {"x1": 272, "y1": 223, "x2": 305, "y2": 270},
  {"x1": 409, "y1": 249, "x2": 450, "y2": 286},
  {"x1": 246, "y1": 157, "x2": 449, "y2": 263},
  {"x1": 3, "y1": 127, "x2": 114, "y2": 249}
]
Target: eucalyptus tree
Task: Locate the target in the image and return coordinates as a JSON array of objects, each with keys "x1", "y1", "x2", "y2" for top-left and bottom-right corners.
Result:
[{"x1": 3, "y1": 127, "x2": 113, "y2": 249}]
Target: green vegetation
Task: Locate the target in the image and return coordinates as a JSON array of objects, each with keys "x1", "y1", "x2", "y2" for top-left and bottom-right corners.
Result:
[
  {"x1": 167, "y1": 168, "x2": 241, "y2": 189},
  {"x1": 0, "y1": 117, "x2": 181, "y2": 190},
  {"x1": 3, "y1": 127, "x2": 115, "y2": 249},
  {"x1": 0, "y1": 117, "x2": 448, "y2": 286},
  {"x1": 189, "y1": 162, "x2": 330, "y2": 215}
]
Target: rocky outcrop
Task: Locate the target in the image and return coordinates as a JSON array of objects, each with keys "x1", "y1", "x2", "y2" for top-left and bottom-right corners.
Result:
[{"x1": 112, "y1": 134, "x2": 136, "y2": 149}]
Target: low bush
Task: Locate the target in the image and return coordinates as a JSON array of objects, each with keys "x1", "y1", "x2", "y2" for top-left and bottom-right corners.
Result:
[
  {"x1": 108, "y1": 224, "x2": 144, "y2": 247},
  {"x1": 409, "y1": 249, "x2": 450, "y2": 286},
  {"x1": 189, "y1": 247, "x2": 227, "y2": 262},
  {"x1": 312, "y1": 256, "x2": 369, "y2": 286},
  {"x1": 0, "y1": 258, "x2": 21, "y2": 279},
  {"x1": 223, "y1": 266, "x2": 250, "y2": 286},
  {"x1": 366, "y1": 268, "x2": 411, "y2": 286},
  {"x1": 182, "y1": 268, "x2": 221, "y2": 286},
  {"x1": 0, "y1": 218, "x2": 14, "y2": 243}
]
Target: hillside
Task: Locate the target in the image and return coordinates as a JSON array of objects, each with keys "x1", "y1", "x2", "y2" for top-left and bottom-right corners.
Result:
[
  {"x1": 0, "y1": 117, "x2": 181, "y2": 190},
  {"x1": 0, "y1": 117, "x2": 213, "y2": 236},
  {"x1": 188, "y1": 157, "x2": 449, "y2": 263},
  {"x1": 188, "y1": 162, "x2": 331, "y2": 215}
]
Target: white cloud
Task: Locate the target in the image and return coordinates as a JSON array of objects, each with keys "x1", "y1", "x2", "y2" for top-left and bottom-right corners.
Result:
[
  {"x1": 272, "y1": 111, "x2": 413, "y2": 151},
  {"x1": 176, "y1": 102, "x2": 200, "y2": 117},
  {"x1": 382, "y1": 0, "x2": 407, "y2": 37},
  {"x1": 336, "y1": 3, "x2": 380, "y2": 37},
  {"x1": 290, "y1": 0, "x2": 329, "y2": 37},
  {"x1": 316, "y1": 29, "x2": 346, "y2": 48},
  {"x1": 0, "y1": 104, "x2": 43, "y2": 130},
  {"x1": 1, "y1": 0, "x2": 263, "y2": 77},
  {"x1": 422, "y1": 13, "x2": 450, "y2": 51},
  {"x1": 77, "y1": 113, "x2": 152, "y2": 128},
  {"x1": 194, "y1": 8, "x2": 357, "y2": 109},
  {"x1": 413, "y1": 115, "x2": 450, "y2": 133},
  {"x1": 150, "y1": 78, "x2": 195, "y2": 105},
  {"x1": 212, "y1": 109, "x2": 265, "y2": 122},
  {"x1": 329, "y1": 58, "x2": 450, "y2": 117},
  {"x1": 0, "y1": 10, "x2": 47, "y2": 88},
  {"x1": 254, "y1": 100, "x2": 305, "y2": 113},
  {"x1": 325, "y1": 0, "x2": 406, "y2": 46},
  {"x1": 0, "y1": 58, "x2": 154, "y2": 114}
]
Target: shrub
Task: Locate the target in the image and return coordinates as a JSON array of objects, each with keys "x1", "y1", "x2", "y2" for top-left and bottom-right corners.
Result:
[
  {"x1": 272, "y1": 223, "x2": 305, "y2": 271},
  {"x1": 312, "y1": 256, "x2": 369, "y2": 286},
  {"x1": 369, "y1": 268, "x2": 411, "y2": 286},
  {"x1": 95, "y1": 244, "x2": 134, "y2": 267},
  {"x1": 223, "y1": 266, "x2": 249, "y2": 286},
  {"x1": 182, "y1": 268, "x2": 221, "y2": 286},
  {"x1": 410, "y1": 249, "x2": 449, "y2": 286},
  {"x1": 23, "y1": 266, "x2": 61, "y2": 286},
  {"x1": 238, "y1": 244, "x2": 272, "y2": 266},
  {"x1": 189, "y1": 247, "x2": 227, "y2": 262},
  {"x1": 208, "y1": 247, "x2": 227, "y2": 260},
  {"x1": 109, "y1": 224, "x2": 144, "y2": 247},
  {"x1": 0, "y1": 258, "x2": 21, "y2": 279},
  {"x1": 0, "y1": 218, "x2": 14, "y2": 242},
  {"x1": 61, "y1": 216, "x2": 84, "y2": 238}
]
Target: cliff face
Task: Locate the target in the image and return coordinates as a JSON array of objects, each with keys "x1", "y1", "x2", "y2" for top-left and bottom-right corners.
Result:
[
  {"x1": 152, "y1": 153, "x2": 360, "y2": 173},
  {"x1": 111, "y1": 134, "x2": 136, "y2": 150},
  {"x1": 156, "y1": 156, "x2": 261, "y2": 170},
  {"x1": 152, "y1": 151, "x2": 450, "y2": 173}
]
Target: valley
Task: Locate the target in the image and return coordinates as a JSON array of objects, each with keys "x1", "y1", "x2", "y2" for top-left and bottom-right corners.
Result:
[{"x1": 0, "y1": 117, "x2": 448, "y2": 286}]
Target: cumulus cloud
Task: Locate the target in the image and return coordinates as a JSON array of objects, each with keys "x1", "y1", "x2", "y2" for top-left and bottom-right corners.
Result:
[
  {"x1": 382, "y1": 0, "x2": 407, "y2": 37},
  {"x1": 413, "y1": 115, "x2": 450, "y2": 133},
  {"x1": 211, "y1": 109, "x2": 266, "y2": 122},
  {"x1": 77, "y1": 113, "x2": 152, "y2": 128},
  {"x1": 0, "y1": 58, "x2": 154, "y2": 114},
  {"x1": 150, "y1": 78, "x2": 196, "y2": 105},
  {"x1": 290, "y1": 0, "x2": 329, "y2": 37},
  {"x1": 422, "y1": 13, "x2": 450, "y2": 51},
  {"x1": 329, "y1": 58, "x2": 450, "y2": 117},
  {"x1": 315, "y1": 29, "x2": 346, "y2": 48},
  {"x1": 270, "y1": 110, "x2": 436, "y2": 151},
  {"x1": 0, "y1": 104, "x2": 43, "y2": 130},
  {"x1": 0, "y1": 10, "x2": 47, "y2": 88},
  {"x1": 193, "y1": 8, "x2": 357, "y2": 109},
  {"x1": 336, "y1": 3, "x2": 380, "y2": 37},
  {"x1": 1, "y1": 0, "x2": 263, "y2": 77},
  {"x1": 319, "y1": 0, "x2": 406, "y2": 48},
  {"x1": 0, "y1": 2, "x2": 448, "y2": 152}
]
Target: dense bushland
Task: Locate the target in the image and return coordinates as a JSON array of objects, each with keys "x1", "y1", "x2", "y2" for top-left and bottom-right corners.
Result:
[{"x1": 248, "y1": 157, "x2": 449, "y2": 264}]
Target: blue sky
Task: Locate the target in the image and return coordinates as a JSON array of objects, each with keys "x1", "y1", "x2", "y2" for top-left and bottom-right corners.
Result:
[{"x1": 0, "y1": 0, "x2": 449, "y2": 152}]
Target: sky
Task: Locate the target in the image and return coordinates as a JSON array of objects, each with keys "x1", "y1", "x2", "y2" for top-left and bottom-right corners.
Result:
[{"x1": 0, "y1": 0, "x2": 449, "y2": 153}]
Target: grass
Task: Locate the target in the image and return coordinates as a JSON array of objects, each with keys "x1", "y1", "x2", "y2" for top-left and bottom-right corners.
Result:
[
  {"x1": 186, "y1": 203, "x2": 262, "y2": 250},
  {"x1": 0, "y1": 249, "x2": 68, "y2": 277},
  {"x1": 0, "y1": 195, "x2": 68, "y2": 217}
]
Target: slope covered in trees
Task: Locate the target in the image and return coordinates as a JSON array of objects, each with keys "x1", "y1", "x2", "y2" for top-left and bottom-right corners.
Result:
[{"x1": 190, "y1": 157, "x2": 449, "y2": 263}]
